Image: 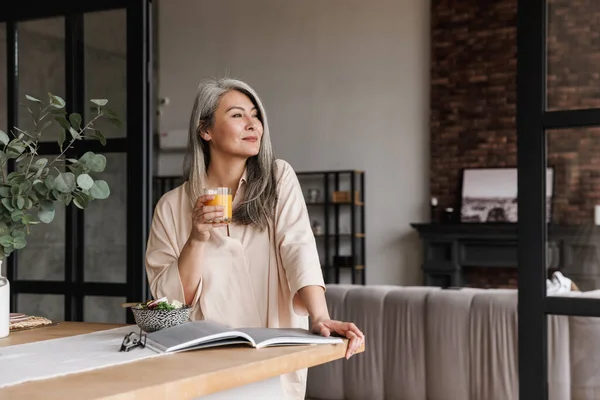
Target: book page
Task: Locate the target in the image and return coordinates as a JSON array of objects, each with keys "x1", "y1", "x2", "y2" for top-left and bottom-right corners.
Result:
[
  {"x1": 237, "y1": 327, "x2": 344, "y2": 348},
  {"x1": 146, "y1": 320, "x2": 244, "y2": 352}
]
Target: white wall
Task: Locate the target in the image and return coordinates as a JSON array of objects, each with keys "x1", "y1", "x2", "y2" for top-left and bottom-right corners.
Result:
[{"x1": 157, "y1": 0, "x2": 430, "y2": 285}]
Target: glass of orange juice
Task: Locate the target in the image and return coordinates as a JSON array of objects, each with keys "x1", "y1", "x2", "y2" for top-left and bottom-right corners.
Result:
[{"x1": 203, "y1": 187, "x2": 232, "y2": 223}]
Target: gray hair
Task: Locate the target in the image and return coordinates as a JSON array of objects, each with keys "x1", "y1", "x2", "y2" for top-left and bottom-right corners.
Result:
[{"x1": 183, "y1": 77, "x2": 278, "y2": 230}]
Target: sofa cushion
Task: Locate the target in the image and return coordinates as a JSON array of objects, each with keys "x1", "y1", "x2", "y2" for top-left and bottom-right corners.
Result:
[
  {"x1": 568, "y1": 290, "x2": 600, "y2": 400},
  {"x1": 306, "y1": 284, "x2": 356, "y2": 400},
  {"x1": 548, "y1": 314, "x2": 571, "y2": 400},
  {"x1": 469, "y1": 289, "x2": 518, "y2": 400},
  {"x1": 425, "y1": 288, "x2": 482, "y2": 400},
  {"x1": 383, "y1": 286, "x2": 439, "y2": 400},
  {"x1": 342, "y1": 286, "x2": 395, "y2": 400}
]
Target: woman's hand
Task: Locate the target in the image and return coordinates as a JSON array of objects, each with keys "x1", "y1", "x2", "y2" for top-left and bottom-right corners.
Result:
[
  {"x1": 311, "y1": 318, "x2": 365, "y2": 359},
  {"x1": 189, "y1": 195, "x2": 226, "y2": 243}
]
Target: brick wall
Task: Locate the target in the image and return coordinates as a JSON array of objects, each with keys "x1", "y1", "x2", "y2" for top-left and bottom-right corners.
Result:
[
  {"x1": 430, "y1": 0, "x2": 600, "y2": 288},
  {"x1": 430, "y1": 0, "x2": 517, "y2": 215}
]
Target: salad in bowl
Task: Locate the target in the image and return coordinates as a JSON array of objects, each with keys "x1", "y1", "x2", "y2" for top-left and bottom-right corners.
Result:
[{"x1": 129, "y1": 297, "x2": 191, "y2": 332}]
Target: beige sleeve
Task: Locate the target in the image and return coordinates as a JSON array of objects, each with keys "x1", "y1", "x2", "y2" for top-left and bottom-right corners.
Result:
[
  {"x1": 145, "y1": 200, "x2": 202, "y2": 307},
  {"x1": 274, "y1": 160, "x2": 326, "y2": 316}
]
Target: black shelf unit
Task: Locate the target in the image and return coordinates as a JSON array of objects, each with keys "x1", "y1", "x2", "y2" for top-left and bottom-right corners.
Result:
[{"x1": 296, "y1": 170, "x2": 366, "y2": 285}]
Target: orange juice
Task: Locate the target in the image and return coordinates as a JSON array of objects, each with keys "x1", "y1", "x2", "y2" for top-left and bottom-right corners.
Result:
[{"x1": 204, "y1": 187, "x2": 232, "y2": 223}]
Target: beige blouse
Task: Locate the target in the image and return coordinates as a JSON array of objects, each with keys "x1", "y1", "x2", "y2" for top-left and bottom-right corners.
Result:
[{"x1": 145, "y1": 159, "x2": 326, "y2": 400}]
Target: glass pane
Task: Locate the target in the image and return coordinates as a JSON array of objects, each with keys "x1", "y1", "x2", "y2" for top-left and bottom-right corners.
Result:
[
  {"x1": 546, "y1": 128, "x2": 600, "y2": 293},
  {"x1": 17, "y1": 155, "x2": 65, "y2": 281},
  {"x1": 84, "y1": 153, "x2": 126, "y2": 283},
  {"x1": 0, "y1": 22, "x2": 6, "y2": 277},
  {"x1": 0, "y1": 21, "x2": 6, "y2": 138},
  {"x1": 84, "y1": 296, "x2": 126, "y2": 323},
  {"x1": 84, "y1": 10, "x2": 126, "y2": 138},
  {"x1": 546, "y1": 2, "x2": 600, "y2": 111},
  {"x1": 17, "y1": 293, "x2": 64, "y2": 321},
  {"x1": 17, "y1": 18, "x2": 65, "y2": 141}
]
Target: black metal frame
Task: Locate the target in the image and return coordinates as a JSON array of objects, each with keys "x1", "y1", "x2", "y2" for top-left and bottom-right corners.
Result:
[
  {"x1": 296, "y1": 170, "x2": 366, "y2": 285},
  {"x1": 4, "y1": 0, "x2": 152, "y2": 324},
  {"x1": 517, "y1": 0, "x2": 600, "y2": 398}
]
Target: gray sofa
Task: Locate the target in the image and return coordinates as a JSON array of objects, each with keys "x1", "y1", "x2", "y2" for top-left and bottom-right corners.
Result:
[{"x1": 305, "y1": 284, "x2": 600, "y2": 400}]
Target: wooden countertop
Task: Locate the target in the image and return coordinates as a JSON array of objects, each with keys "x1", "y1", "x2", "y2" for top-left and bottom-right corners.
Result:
[{"x1": 0, "y1": 322, "x2": 363, "y2": 400}]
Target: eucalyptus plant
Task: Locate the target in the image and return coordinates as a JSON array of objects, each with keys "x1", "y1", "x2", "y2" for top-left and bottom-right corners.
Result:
[{"x1": 0, "y1": 93, "x2": 119, "y2": 257}]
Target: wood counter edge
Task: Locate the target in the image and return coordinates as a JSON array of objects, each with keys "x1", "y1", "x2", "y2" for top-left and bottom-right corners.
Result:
[
  {"x1": 106, "y1": 340, "x2": 366, "y2": 400},
  {"x1": 0, "y1": 322, "x2": 365, "y2": 400}
]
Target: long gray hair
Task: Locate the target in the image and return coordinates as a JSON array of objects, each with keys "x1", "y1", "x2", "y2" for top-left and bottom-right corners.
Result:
[{"x1": 183, "y1": 77, "x2": 278, "y2": 230}]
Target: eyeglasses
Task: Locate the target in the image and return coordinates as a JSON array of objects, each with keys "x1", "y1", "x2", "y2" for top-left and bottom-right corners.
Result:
[{"x1": 119, "y1": 329, "x2": 147, "y2": 352}]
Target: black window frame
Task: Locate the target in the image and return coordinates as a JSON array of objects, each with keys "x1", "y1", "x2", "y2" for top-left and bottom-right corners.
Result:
[
  {"x1": 2, "y1": 0, "x2": 153, "y2": 324},
  {"x1": 517, "y1": 0, "x2": 600, "y2": 398}
]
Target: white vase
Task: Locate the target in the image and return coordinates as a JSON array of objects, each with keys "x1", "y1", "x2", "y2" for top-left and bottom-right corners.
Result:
[{"x1": 0, "y1": 261, "x2": 9, "y2": 338}]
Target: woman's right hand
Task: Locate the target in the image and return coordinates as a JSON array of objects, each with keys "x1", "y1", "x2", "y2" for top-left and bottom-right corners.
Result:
[{"x1": 189, "y1": 195, "x2": 226, "y2": 243}]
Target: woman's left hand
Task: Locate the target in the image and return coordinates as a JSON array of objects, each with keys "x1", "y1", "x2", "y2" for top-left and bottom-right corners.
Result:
[{"x1": 311, "y1": 318, "x2": 364, "y2": 359}]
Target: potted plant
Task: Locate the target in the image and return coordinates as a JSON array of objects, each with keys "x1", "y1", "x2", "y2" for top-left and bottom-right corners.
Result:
[
  {"x1": 0, "y1": 92, "x2": 118, "y2": 255},
  {"x1": 0, "y1": 92, "x2": 118, "y2": 337}
]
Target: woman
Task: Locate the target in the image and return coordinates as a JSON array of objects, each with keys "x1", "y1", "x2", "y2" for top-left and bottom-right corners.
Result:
[{"x1": 145, "y1": 77, "x2": 364, "y2": 399}]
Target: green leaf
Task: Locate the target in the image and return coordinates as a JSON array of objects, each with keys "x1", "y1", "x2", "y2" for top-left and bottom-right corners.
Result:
[
  {"x1": 66, "y1": 158, "x2": 78, "y2": 164},
  {"x1": 1, "y1": 198, "x2": 13, "y2": 212},
  {"x1": 101, "y1": 107, "x2": 122, "y2": 128},
  {"x1": 45, "y1": 175, "x2": 55, "y2": 190},
  {"x1": 0, "y1": 130, "x2": 9, "y2": 146},
  {"x1": 25, "y1": 94, "x2": 42, "y2": 103},
  {"x1": 6, "y1": 142, "x2": 25, "y2": 157},
  {"x1": 12, "y1": 235, "x2": 26, "y2": 249},
  {"x1": 12, "y1": 229, "x2": 25, "y2": 239},
  {"x1": 0, "y1": 187, "x2": 10, "y2": 197},
  {"x1": 89, "y1": 154, "x2": 106, "y2": 173},
  {"x1": 69, "y1": 113, "x2": 82, "y2": 130},
  {"x1": 32, "y1": 158, "x2": 48, "y2": 171},
  {"x1": 0, "y1": 222, "x2": 9, "y2": 236},
  {"x1": 2, "y1": 245, "x2": 14, "y2": 257},
  {"x1": 76, "y1": 174, "x2": 94, "y2": 190},
  {"x1": 38, "y1": 207, "x2": 55, "y2": 223},
  {"x1": 55, "y1": 116, "x2": 70, "y2": 131},
  {"x1": 87, "y1": 129, "x2": 107, "y2": 146},
  {"x1": 49, "y1": 93, "x2": 66, "y2": 109},
  {"x1": 16, "y1": 196, "x2": 24, "y2": 210},
  {"x1": 54, "y1": 172, "x2": 76, "y2": 193},
  {"x1": 10, "y1": 210, "x2": 23, "y2": 222},
  {"x1": 40, "y1": 120, "x2": 53, "y2": 133},
  {"x1": 22, "y1": 214, "x2": 39, "y2": 225},
  {"x1": 73, "y1": 192, "x2": 89, "y2": 209},
  {"x1": 0, "y1": 235, "x2": 12, "y2": 247},
  {"x1": 33, "y1": 181, "x2": 47, "y2": 196},
  {"x1": 69, "y1": 127, "x2": 81, "y2": 140},
  {"x1": 40, "y1": 199, "x2": 54, "y2": 212},
  {"x1": 34, "y1": 168, "x2": 43, "y2": 179},
  {"x1": 59, "y1": 193, "x2": 72, "y2": 206},
  {"x1": 7, "y1": 172, "x2": 25, "y2": 184},
  {"x1": 58, "y1": 129, "x2": 66, "y2": 151},
  {"x1": 0, "y1": 151, "x2": 7, "y2": 166},
  {"x1": 90, "y1": 180, "x2": 110, "y2": 199},
  {"x1": 90, "y1": 99, "x2": 108, "y2": 106},
  {"x1": 49, "y1": 189, "x2": 60, "y2": 202}
]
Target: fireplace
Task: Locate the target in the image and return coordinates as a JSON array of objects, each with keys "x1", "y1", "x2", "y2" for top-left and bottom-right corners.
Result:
[{"x1": 411, "y1": 223, "x2": 600, "y2": 291}]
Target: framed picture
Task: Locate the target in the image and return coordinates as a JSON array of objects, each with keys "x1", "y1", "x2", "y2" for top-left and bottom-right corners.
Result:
[{"x1": 460, "y1": 167, "x2": 554, "y2": 223}]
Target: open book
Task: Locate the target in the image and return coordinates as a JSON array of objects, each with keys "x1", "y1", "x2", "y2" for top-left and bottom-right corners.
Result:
[{"x1": 144, "y1": 320, "x2": 344, "y2": 353}]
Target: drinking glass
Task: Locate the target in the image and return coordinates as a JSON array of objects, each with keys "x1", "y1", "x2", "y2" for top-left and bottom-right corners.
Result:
[{"x1": 203, "y1": 187, "x2": 232, "y2": 223}]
